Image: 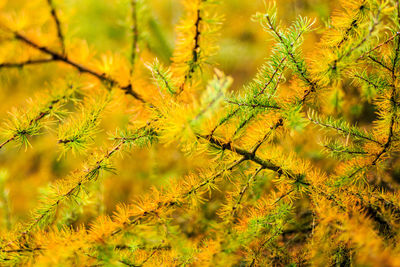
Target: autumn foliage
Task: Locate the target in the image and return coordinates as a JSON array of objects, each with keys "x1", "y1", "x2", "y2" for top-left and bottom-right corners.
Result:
[{"x1": 0, "y1": 0, "x2": 400, "y2": 266}]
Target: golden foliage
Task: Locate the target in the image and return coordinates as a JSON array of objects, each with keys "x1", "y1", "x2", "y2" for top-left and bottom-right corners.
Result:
[{"x1": 0, "y1": 0, "x2": 400, "y2": 266}]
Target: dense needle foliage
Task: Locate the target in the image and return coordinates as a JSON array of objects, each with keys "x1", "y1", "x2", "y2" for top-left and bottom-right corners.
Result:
[{"x1": 0, "y1": 0, "x2": 400, "y2": 266}]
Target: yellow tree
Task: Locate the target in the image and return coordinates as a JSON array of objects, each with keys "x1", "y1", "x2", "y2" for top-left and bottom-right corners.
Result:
[{"x1": 0, "y1": 0, "x2": 400, "y2": 266}]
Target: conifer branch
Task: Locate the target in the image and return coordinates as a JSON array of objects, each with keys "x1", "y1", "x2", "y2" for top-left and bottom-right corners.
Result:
[
  {"x1": 200, "y1": 130, "x2": 379, "y2": 225},
  {"x1": 307, "y1": 111, "x2": 382, "y2": 145},
  {"x1": 5, "y1": 129, "x2": 155, "y2": 247},
  {"x1": 229, "y1": 167, "x2": 264, "y2": 219},
  {"x1": 6, "y1": 30, "x2": 146, "y2": 103},
  {"x1": 199, "y1": 134, "x2": 287, "y2": 176},
  {"x1": 46, "y1": 0, "x2": 65, "y2": 55},
  {"x1": 147, "y1": 59, "x2": 178, "y2": 95},
  {"x1": 3, "y1": 163, "x2": 219, "y2": 258},
  {"x1": 0, "y1": 58, "x2": 55, "y2": 68},
  {"x1": 107, "y1": 157, "x2": 246, "y2": 237},
  {"x1": 0, "y1": 89, "x2": 75, "y2": 150},
  {"x1": 209, "y1": 107, "x2": 239, "y2": 136},
  {"x1": 214, "y1": 192, "x2": 295, "y2": 265},
  {"x1": 24, "y1": 140, "x2": 126, "y2": 233},
  {"x1": 340, "y1": 7, "x2": 382, "y2": 61},
  {"x1": 119, "y1": 250, "x2": 157, "y2": 267},
  {"x1": 1, "y1": 247, "x2": 42, "y2": 253},
  {"x1": 371, "y1": 34, "x2": 400, "y2": 165},
  {"x1": 57, "y1": 95, "x2": 110, "y2": 155},
  {"x1": 226, "y1": 64, "x2": 286, "y2": 136},
  {"x1": 335, "y1": 1, "x2": 369, "y2": 49},
  {"x1": 247, "y1": 204, "x2": 292, "y2": 266},
  {"x1": 248, "y1": 232, "x2": 280, "y2": 266},
  {"x1": 350, "y1": 190, "x2": 396, "y2": 238},
  {"x1": 250, "y1": 119, "x2": 284, "y2": 155},
  {"x1": 4, "y1": 127, "x2": 387, "y2": 263},
  {"x1": 171, "y1": 0, "x2": 221, "y2": 96},
  {"x1": 323, "y1": 144, "x2": 368, "y2": 157},
  {"x1": 353, "y1": 73, "x2": 387, "y2": 92},
  {"x1": 368, "y1": 55, "x2": 394, "y2": 73},
  {"x1": 263, "y1": 14, "x2": 317, "y2": 103},
  {"x1": 225, "y1": 100, "x2": 281, "y2": 110},
  {"x1": 176, "y1": 5, "x2": 203, "y2": 95},
  {"x1": 337, "y1": 18, "x2": 360, "y2": 49},
  {"x1": 254, "y1": 56, "x2": 288, "y2": 98},
  {"x1": 358, "y1": 31, "x2": 400, "y2": 60},
  {"x1": 0, "y1": 136, "x2": 15, "y2": 150},
  {"x1": 209, "y1": 11, "x2": 308, "y2": 135},
  {"x1": 372, "y1": 119, "x2": 395, "y2": 165}
]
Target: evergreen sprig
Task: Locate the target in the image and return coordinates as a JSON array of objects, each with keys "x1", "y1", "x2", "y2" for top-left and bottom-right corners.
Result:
[
  {"x1": 0, "y1": 84, "x2": 77, "y2": 150},
  {"x1": 308, "y1": 110, "x2": 381, "y2": 144}
]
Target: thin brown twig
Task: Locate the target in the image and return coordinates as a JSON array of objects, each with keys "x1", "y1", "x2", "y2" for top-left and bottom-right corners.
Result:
[
  {"x1": 46, "y1": 0, "x2": 65, "y2": 54},
  {"x1": 2, "y1": 28, "x2": 147, "y2": 104}
]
